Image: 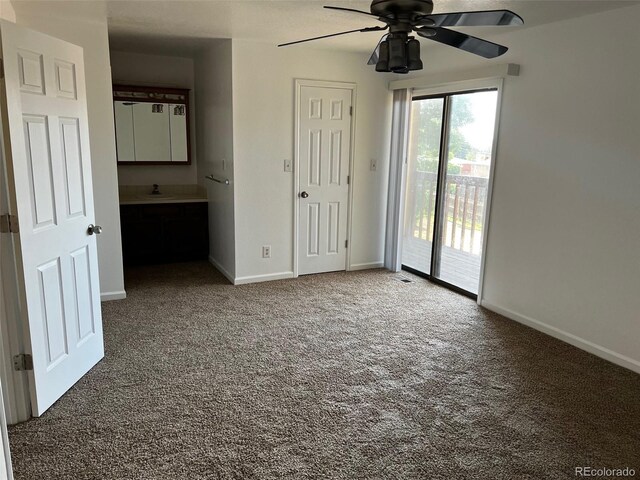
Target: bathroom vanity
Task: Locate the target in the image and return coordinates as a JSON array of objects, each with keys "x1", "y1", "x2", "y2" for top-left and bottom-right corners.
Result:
[
  {"x1": 113, "y1": 84, "x2": 207, "y2": 265},
  {"x1": 119, "y1": 185, "x2": 208, "y2": 265}
]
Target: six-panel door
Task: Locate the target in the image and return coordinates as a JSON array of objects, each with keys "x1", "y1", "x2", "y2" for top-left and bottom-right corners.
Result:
[
  {"x1": 298, "y1": 86, "x2": 352, "y2": 275},
  {"x1": 1, "y1": 20, "x2": 104, "y2": 416}
]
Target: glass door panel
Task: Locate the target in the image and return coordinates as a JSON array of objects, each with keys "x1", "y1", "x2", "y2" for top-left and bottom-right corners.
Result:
[
  {"x1": 437, "y1": 91, "x2": 498, "y2": 294},
  {"x1": 401, "y1": 97, "x2": 444, "y2": 275},
  {"x1": 401, "y1": 89, "x2": 498, "y2": 296}
]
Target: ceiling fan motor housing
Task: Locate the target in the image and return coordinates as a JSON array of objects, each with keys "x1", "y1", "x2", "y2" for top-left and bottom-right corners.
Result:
[{"x1": 370, "y1": 0, "x2": 434, "y2": 18}]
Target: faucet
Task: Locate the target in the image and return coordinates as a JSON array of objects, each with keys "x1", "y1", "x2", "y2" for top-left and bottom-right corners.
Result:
[{"x1": 151, "y1": 184, "x2": 161, "y2": 195}]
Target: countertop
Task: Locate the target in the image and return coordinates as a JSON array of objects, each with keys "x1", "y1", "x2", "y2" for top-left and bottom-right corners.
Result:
[{"x1": 119, "y1": 185, "x2": 208, "y2": 205}]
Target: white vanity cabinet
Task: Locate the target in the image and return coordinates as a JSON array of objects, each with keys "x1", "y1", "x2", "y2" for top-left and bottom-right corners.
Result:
[{"x1": 113, "y1": 86, "x2": 191, "y2": 165}]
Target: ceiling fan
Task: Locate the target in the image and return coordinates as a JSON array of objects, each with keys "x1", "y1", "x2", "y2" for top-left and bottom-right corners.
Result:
[{"x1": 278, "y1": 0, "x2": 523, "y2": 74}]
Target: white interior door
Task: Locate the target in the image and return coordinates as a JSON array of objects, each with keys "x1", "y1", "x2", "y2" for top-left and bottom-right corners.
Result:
[
  {"x1": 298, "y1": 85, "x2": 352, "y2": 275},
  {"x1": 0, "y1": 20, "x2": 104, "y2": 416}
]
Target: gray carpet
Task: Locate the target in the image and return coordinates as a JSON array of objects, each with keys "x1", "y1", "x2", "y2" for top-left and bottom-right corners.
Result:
[{"x1": 8, "y1": 262, "x2": 640, "y2": 479}]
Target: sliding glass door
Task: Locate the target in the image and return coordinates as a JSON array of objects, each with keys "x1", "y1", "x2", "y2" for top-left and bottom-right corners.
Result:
[
  {"x1": 402, "y1": 97, "x2": 444, "y2": 275},
  {"x1": 402, "y1": 89, "x2": 498, "y2": 296}
]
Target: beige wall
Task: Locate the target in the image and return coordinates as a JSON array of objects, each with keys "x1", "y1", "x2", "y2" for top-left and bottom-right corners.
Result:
[
  {"x1": 231, "y1": 40, "x2": 392, "y2": 282},
  {"x1": 194, "y1": 40, "x2": 235, "y2": 280},
  {"x1": 10, "y1": 1, "x2": 125, "y2": 299},
  {"x1": 0, "y1": 1, "x2": 15, "y2": 22},
  {"x1": 401, "y1": 4, "x2": 640, "y2": 372}
]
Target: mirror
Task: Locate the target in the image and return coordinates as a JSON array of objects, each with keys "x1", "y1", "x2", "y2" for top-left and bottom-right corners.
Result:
[{"x1": 113, "y1": 85, "x2": 191, "y2": 165}]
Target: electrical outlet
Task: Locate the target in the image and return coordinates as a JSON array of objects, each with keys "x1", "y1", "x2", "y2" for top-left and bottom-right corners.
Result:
[
  {"x1": 262, "y1": 245, "x2": 271, "y2": 258},
  {"x1": 284, "y1": 159, "x2": 292, "y2": 172},
  {"x1": 370, "y1": 158, "x2": 378, "y2": 171}
]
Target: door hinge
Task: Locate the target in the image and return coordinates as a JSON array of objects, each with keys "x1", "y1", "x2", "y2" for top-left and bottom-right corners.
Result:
[
  {"x1": 13, "y1": 354, "x2": 33, "y2": 371},
  {"x1": 349, "y1": 106, "x2": 353, "y2": 116},
  {"x1": 347, "y1": 175, "x2": 350, "y2": 185},
  {"x1": 345, "y1": 239, "x2": 349, "y2": 248},
  {"x1": 0, "y1": 59, "x2": 4, "y2": 79},
  {"x1": 0, "y1": 214, "x2": 18, "y2": 233}
]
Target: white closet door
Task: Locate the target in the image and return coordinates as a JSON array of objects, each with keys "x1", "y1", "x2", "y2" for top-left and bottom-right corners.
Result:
[{"x1": 298, "y1": 85, "x2": 352, "y2": 275}]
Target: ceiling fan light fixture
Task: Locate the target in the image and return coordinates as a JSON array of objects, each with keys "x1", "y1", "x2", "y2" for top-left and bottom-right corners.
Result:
[
  {"x1": 375, "y1": 40, "x2": 391, "y2": 72},
  {"x1": 407, "y1": 38, "x2": 423, "y2": 71},
  {"x1": 387, "y1": 36, "x2": 407, "y2": 71}
]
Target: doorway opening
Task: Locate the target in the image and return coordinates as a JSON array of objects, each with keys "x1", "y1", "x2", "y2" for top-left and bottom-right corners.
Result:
[{"x1": 401, "y1": 88, "x2": 499, "y2": 297}]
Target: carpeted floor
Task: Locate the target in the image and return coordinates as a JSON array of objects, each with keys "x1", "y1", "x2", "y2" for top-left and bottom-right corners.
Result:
[{"x1": 8, "y1": 262, "x2": 640, "y2": 479}]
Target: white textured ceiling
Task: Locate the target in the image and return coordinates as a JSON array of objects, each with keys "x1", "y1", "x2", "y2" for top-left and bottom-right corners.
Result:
[{"x1": 105, "y1": 0, "x2": 637, "y2": 55}]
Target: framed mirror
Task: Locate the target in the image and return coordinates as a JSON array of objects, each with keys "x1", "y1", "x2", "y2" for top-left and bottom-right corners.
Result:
[{"x1": 113, "y1": 85, "x2": 191, "y2": 165}]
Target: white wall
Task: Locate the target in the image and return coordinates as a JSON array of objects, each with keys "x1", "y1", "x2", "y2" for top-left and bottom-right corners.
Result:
[
  {"x1": 231, "y1": 40, "x2": 392, "y2": 282},
  {"x1": 194, "y1": 40, "x2": 236, "y2": 280},
  {"x1": 400, "y1": 5, "x2": 640, "y2": 371},
  {"x1": 10, "y1": 1, "x2": 125, "y2": 299},
  {"x1": 110, "y1": 51, "x2": 198, "y2": 186}
]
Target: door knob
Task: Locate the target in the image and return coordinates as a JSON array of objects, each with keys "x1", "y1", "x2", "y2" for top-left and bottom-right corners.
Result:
[
  {"x1": 300, "y1": 191, "x2": 309, "y2": 199},
  {"x1": 87, "y1": 224, "x2": 103, "y2": 235}
]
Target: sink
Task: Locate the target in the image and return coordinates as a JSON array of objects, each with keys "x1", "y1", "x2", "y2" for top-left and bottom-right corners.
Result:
[{"x1": 136, "y1": 193, "x2": 176, "y2": 200}]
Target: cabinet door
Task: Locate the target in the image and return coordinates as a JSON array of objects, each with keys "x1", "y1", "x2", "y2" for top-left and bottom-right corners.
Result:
[
  {"x1": 120, "y1": 205, "x2": 166, "y2": 265},
  {"x1": 169, "y1": 103, "x2": 188, "y2": 162},
  {"x1": 133, "y1": 102, "x2": 171, "y2": 162},
  {"x1": 114, "y1": 101, "x2": 135, "y2": 162},
  {"x1": 164, "y1": 204, "x2": 209, "y2": 259}
]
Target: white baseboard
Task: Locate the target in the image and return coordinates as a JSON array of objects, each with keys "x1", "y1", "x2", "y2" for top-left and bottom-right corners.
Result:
[
  {"x1": 349, "y1": 261, "x2": 384, "y2": 271},
  {"x1": 481, "y1": 300, "x2": 640, "y2": 375},
  {"x1": 100, "y1": 291, "x2": 126, "y2": 302},
  {"x1": 208, "y1": 256, "x2": 235, "y2": 284},
  {"x1": 234, "y1": 271, "x2": 294, "y2": 285}
]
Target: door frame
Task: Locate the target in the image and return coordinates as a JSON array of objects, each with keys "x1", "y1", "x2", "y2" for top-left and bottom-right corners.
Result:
[
  {"x1": 292, "y1": 79, "x2": 357, "y2": 278},
  {"x1": 0, "y1": 383, "x2": 14, "y2": 480},
  {"x1": 404, "y1": 77, "x2": 504, "y2": 302},
  {"x1": 0, "y1": 69, "x2": 31, "y2": 425}
]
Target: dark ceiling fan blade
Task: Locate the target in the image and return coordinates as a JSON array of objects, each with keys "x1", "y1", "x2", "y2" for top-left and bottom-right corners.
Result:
[
  {"x1": 415, "y1": 10, "x2": 523, "y2": 27},
  {"x1": 324, "y1": 6, "x2": 390, "y2": 21},
  {"x1": 278, "y1": 26, "x2": 386, "y2": 47},
  {"x1": 367, "y1": 33, "x2": 390, "y2": 65},
  {"x1": 418, "y1": 27, "x2": 508, "y2": 58}
]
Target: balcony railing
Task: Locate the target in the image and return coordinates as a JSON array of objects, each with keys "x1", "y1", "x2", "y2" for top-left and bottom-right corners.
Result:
[{"x1": 405, "y1": 171, "x2": 489, "y2": 255}]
